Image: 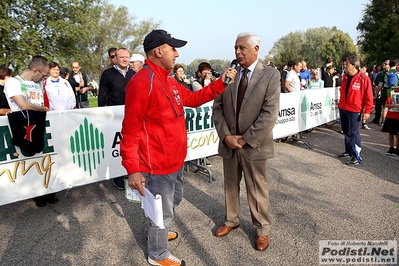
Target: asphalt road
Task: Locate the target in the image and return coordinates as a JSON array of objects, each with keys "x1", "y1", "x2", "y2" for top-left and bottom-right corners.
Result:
[{"x1": 1, "y1": 122, "x2": 398, "y2": 266}]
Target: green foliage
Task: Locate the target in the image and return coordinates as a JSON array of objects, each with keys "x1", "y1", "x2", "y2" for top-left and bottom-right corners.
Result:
[
  {"x1": 182, "y1": 59, "x2": 230, "y2": 78},
  {"x1": 90, "y1": 1, "x2": 160, "y2": 77},
  {"x1": 357, "y1": 0, "x2": 399, "y2": 65},
  {"x1": 0, "y1": 0, "x2": 159, "y2": 78},
  {"x1": 1, "y1": 0, "x2": 101, "y2": 73},
  {"x1": 320, "y1": 31, "x2": 357, "y2": 64},
  {"x1": 266, "y1": 27, "x2": 357, "y2": 70},
  {"x1": 88, "y1": 95, "x2": 98, "y2": 108}
]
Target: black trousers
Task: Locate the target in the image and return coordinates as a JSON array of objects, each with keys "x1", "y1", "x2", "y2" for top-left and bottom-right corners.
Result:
[{"x1": 372, "y1": 97, "x2": 386, "y2": 123}]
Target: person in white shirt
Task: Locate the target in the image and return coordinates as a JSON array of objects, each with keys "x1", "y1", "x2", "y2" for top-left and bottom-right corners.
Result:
[
  {"x1": 4, "y1": 55, "x2": 57, "y2": 208},
  {"x1": 4, "y1": 55, "x2": 49, "y2": 112},
  {"x1": 285, "y1": 60, "x2": 302, "y2": 92},
  {"x1": 43, "y1": 61, "x2": 76, "y2": 110}
]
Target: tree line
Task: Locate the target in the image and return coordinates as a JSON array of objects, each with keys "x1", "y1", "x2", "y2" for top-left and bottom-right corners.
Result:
[
  {"x1": 1, "y1": 0, "x2": 394, "y2": 79},
  {"x1": 1, "y1": 0, "x2": 159, "y2": 78}
]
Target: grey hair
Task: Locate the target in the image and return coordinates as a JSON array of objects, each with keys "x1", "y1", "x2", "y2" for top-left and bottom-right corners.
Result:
[
  {"x1": 237, "y1": 32, "x2": 260, "y2": 47},
  {"x1": 346, "y1": 55, "x2": 360, "y2": 69}
]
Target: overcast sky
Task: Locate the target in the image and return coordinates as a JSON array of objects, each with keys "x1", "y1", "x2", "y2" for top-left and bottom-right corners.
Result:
[{"x1": 111, "y1": 0, "x2": 370, "y2": 64}]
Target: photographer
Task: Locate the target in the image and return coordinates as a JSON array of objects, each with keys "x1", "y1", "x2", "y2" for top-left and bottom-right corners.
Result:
[
  {"x1": 192, "y1": 62, "x2": 215, "y2": 92},
  {"x1": 190, "y1": 62, "x2": 217, "y2": 167}
]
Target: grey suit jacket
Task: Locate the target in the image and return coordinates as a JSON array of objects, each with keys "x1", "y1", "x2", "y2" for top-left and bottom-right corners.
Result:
[{"x1": 213, "y1": 61, "x2": 280, "y2": 160}]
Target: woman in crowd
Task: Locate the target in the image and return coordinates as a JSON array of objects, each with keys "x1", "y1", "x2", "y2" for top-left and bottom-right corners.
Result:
[
  {"x1": 43, "y1": 62, "x2": 76, "y2": 110},
  {"x1": 191, "y1": 62, "x2": 214, "y2": 92},
  {"x1": 33, "y1": 62, "x2": 76, "y2": 207}
]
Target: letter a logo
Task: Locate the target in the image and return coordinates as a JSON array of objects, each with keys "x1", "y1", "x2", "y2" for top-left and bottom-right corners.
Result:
[{"x1": 24, "y1": 124, "x2": 36, "y2": 142}]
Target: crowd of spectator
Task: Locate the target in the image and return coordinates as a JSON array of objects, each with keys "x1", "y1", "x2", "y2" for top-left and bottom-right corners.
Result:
[
  {"x1": 269, "y1": 56, "x2": 399, "y2": 158},
  {"x1": 1, "y1": 53, "x2": 399, "y2": 191}
]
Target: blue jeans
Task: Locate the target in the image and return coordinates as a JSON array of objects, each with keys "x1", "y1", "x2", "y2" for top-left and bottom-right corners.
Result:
[
  {"x1": 339, "y1": 108, "x2": 362, "y2": 162},
  {"x1": 143, "y1": 167, "x2": 184, "y2": 261}
]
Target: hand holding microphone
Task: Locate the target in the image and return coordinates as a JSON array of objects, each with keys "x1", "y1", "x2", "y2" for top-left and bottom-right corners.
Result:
[{"x1": 223, "y1": 59, "x2": 239, "y2": 85}]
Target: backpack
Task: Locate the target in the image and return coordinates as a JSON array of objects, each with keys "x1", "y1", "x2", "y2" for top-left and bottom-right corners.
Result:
[{"x1": 386, "y1": 71, "x2": 398, "y2": 87}]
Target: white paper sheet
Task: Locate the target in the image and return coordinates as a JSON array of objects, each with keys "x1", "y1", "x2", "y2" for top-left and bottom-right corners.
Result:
[{"x1": 125, "y1": 182, "x2": 164, "y2": 229}]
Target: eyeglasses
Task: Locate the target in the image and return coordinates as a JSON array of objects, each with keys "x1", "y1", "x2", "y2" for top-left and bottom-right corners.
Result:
[
  {"x1": 37, "y1": 69, "x2": 49, "y2": 79},
  {"x1": 110, "y1": 55, "x2": 116, "y2": 59}
]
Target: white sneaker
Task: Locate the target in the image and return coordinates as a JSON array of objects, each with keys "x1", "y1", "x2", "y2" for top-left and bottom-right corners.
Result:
[
  {"x1": 362, "y1": 125, "x2": 370, "y2": 130},
  {"x1": 148, "y1": 254, "x2": 185, "y2": 266}
]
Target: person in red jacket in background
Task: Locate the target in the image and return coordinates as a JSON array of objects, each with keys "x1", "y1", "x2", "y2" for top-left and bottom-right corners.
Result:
[
  {"x1": 337, "y1": 55, "x2": 374, "y2": 166},
  {"x1": 120, "y1": 29, "x2": 237, "y2": 266}
]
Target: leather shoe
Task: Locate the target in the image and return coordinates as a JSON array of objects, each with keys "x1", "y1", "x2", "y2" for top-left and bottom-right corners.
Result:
[
  {"x1": 256, "y1": 235, "x2": 269, "y2": 251},
  {"x1": 215, "y1": 224, "x2": 239, "y2": 237}
]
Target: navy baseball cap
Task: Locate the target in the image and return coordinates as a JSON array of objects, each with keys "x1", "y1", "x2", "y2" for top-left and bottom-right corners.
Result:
[{"x1": 143, "y1": 29, "x2": 187, "y2": 52}]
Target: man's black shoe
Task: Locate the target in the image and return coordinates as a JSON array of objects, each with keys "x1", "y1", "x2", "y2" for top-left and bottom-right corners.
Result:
[
  {"x1": 33, "y1": 196, "x2": 47, "y2": 207},
  {"x1": 386, "y1": 147, "x2": 396, "y2": 156},
  {"x1": 346, "y1": 157, "x2": 360, "y2": 166},
  {"x1": 338, "y1": 152, "x2": 350, "y2": 158},
  {"x1": 46, "y1": 193, "x2": 59, "y2": 204},
  {"x1": 113, "y1": 176, "x2": 125, "y2": 190}
]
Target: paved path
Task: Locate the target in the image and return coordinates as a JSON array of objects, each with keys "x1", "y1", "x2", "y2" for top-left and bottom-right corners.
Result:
[{"x1": 1, "y1": 123, "x2": 398, "y2": 266}]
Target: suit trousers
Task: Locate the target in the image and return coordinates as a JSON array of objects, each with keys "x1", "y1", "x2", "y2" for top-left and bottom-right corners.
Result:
[{"x1": 223, "y1": 149, "x2": 271, "y2": 236}]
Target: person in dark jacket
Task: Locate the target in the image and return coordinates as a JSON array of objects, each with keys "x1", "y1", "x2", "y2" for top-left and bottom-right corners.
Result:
[
  {"x1": 323, "y1": 65, "x2": 335, "y2": 87},
  {"x1": 99, "y1": 48, "x2": 135, "y2": 190},
  {"x1": 98, "y1": 48, "x2": 134, "y2": 107}
]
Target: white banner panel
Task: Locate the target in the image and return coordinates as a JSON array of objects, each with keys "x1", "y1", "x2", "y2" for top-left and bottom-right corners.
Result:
[
  {"x1": 0, "y1": 88, "x2": 340, "y2": 206},
  {"x1": 273, "y1": 91, "x2": 301, "y2": 137}
]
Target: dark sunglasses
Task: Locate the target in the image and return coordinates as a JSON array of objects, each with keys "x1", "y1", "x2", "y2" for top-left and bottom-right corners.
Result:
[{"x1": 110, "y1": 55, "x2": 116, "y2": 59}]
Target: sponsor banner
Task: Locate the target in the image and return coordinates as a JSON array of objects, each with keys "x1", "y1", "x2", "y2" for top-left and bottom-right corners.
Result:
[
  {"x1": 0, "y1": 88, "x2": 340, "y2": 206},
  {"x1": 0, "y1": 107, "x2": 127, "y2": 205},
  {"x1": 299, "y1": 87, "x2": 340, "y2": 129},
  {"x1": 185, "y1": 101, "x2": 219, "y2": 161},
  {"x1": 274, "y1": 92, "x2": 300, "y2": 137},
  {"x1": 319, "y1": 240, "x2": 397, "y2": 265}
]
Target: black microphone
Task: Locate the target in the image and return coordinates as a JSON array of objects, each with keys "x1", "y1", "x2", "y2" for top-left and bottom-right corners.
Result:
[{"x1": 224, "y1": 59, "x2": 239, "y2": 85}]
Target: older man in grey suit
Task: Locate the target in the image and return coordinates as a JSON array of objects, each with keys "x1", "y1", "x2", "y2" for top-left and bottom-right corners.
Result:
[{"x1": 213, "y1": 32, "x2": 280, "y2": 251}]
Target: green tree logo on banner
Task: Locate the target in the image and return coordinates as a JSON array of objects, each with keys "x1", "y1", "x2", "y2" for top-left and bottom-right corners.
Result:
[
  {"x1": 325, "y1": 94, "x2": 331, "y2": 107},
  {"x1": 301, "y1": 95, "x2": 309, "y2": 127},
  {"x1": 69, "y1": 118, "x2": 105, "y2": 176}
]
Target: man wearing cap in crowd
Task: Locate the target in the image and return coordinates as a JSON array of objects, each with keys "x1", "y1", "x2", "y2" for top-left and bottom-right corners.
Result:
[
  {"x1": 120, "y1": 29, "x2": 237, "y2": 266},
  {"x1": 129, "y1": 53, "x2": 145, "y2": 73}
]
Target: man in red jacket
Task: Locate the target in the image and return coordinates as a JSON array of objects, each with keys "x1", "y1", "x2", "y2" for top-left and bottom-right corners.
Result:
[
  {"x1": 120, "y1": 29, "x2": 237, "y2": 266},
  {"x1": 337, "y1": 56, "x2": 374, "y2": 165}
]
